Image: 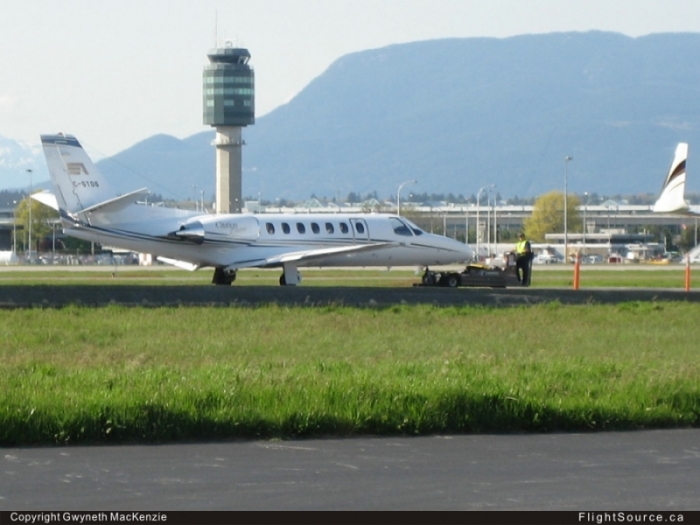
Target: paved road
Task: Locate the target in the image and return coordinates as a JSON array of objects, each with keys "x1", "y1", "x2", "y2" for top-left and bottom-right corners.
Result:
[
  {"x1": 2, "y1": 430, "x2": 699, "y2": 511},
  {"x1": 1, "y1": 284, "x2": 699, "y2": 308}
]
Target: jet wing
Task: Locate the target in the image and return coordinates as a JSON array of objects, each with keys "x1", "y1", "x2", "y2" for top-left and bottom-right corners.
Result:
[
  {"x1": 157, "y1": 257, "x2": 201, "y2": 271},
  {"x1": 224, "y1": 242, "x2": 395, "y2": 271},
  {"x1": 155, "y1": 243, "x2": 394, "y2": 273}
]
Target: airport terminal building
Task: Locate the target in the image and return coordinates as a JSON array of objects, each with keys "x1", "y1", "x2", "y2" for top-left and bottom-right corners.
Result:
[{"x1": 1, "y1": 199, "x2": 697, "y2": 264}]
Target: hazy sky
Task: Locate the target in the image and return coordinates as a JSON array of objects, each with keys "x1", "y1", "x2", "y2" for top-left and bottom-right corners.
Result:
[{"x1": 3, "y1": 0, "x2": 700, "y2": 157}]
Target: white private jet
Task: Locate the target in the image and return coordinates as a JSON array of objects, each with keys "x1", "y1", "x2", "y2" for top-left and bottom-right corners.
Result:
[
  {"x1": 35, "y1": 133, "x2": 473, "y2": 285},
  {"x1": 652, "y1": 142, "x2": 700, "y2": 216}
]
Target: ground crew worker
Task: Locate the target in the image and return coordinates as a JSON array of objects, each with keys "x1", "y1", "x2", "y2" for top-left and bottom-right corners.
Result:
[{"x1": 515, "y1": 232, "x2": 533, "y2": 286}]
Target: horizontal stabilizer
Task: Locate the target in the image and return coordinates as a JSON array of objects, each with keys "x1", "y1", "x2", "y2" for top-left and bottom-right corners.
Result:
[
  {"x1": 81, "y1": 188, "x2": 150, "y2": 215},
  {"x1": 30, "y1": 191, "x2": 59, "y2": 211}
]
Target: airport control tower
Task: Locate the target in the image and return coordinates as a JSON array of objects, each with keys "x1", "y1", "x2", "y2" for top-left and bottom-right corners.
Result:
[{"x1": 203, "y1": 44, "x2": 255, "y2": 213}]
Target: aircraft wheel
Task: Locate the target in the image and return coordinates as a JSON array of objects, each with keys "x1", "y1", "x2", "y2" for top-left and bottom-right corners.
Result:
[
  {"x1": 446, "y1": 274, "x2": 460, "y2": 288},
  {"x1": 212, "y1": 268, "x2": 236, "y2": 285},
  {"x1": 280, "y1": 269, "x2": 301, "y2": 286}
]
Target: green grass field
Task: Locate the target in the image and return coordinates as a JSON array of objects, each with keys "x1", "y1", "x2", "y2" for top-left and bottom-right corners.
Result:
[
  {"x1": 0, "y1": 265, "x2": 695, "y2": 288},
  {"x1": 1, "y1": 297, "x2": 698, "y2": 446}
]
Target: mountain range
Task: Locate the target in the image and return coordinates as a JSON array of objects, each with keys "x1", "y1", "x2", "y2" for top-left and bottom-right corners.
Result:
[
  {"x1": 4, "y1": 31, "x2": 700, "y2": 202},
  {"x1": 0, "y1": 136, "x2": 47, "y2": 191}
]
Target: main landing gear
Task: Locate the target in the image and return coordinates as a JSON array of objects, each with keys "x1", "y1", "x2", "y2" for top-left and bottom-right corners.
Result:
[
  {"x1": 212, "y1": 267, "x2": 301, "y2": 286},
  {"x1": 279, "y1": 264, "x2": 301, "y2": 286},
  {"x1": 212, "y1": 268, "x2": 236, "y2": 286}
]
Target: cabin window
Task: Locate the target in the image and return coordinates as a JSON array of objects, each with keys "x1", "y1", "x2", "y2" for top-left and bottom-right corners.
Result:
[
  {"x1": 389, "y1": 217, "x2": 413, "y2": 236},
  {"x1": 266, "y1": 223, "x2": 275, "y2": 234},
  {"x1": 282, "y1": 223, "x2": 290, "y2": 234},
  {"x1": 339, "y1": 222, "x2": 349, "y2": 234},
  {"x1": 354, "y1": 222, "x2": 365, "y2": 234},
  {"x1": 325, "y1": 222, "x2": 334, "y2": 234},
  {"x1": 296, "y1": 223, "x2": 306, "y2": 234},
  {"x1": 311, "y1": 222, "x2": 320, "y2": 234}
]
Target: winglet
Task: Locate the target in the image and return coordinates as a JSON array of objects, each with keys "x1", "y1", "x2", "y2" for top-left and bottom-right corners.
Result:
[{"x1": 653, "y1": 143, "x2": 690, "y2": 214}]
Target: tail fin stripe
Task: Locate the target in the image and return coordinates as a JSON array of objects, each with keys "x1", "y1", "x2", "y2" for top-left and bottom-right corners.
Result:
[{"x1": 667, "y1": 159, "x2": 686, "y2": 185}]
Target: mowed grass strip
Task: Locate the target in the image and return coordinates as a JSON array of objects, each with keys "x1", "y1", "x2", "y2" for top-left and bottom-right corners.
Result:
[
  {"x1": 0, "y1": 266, "x2": 695, "y2": 288},
  {"x1": 1, "y1": 302, "x2": 698, "y2": 445}
]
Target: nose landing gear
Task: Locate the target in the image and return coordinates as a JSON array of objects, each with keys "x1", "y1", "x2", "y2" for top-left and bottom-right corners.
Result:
[{"x1": 212, "y1": 267, "x2": 237, "y2": 286}]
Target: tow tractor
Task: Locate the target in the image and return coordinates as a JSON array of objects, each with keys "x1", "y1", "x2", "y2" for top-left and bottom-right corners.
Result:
[{"x1": 417, "y1": 252, "x2": 523, "y2": 288}]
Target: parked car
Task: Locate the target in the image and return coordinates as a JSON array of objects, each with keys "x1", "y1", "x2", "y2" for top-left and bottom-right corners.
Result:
[{"x1": 534, "y1": 252, "x2": 562, "y2": 264}]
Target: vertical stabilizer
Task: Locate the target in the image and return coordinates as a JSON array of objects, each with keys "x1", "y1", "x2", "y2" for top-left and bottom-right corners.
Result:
[
  {"x1": 653, "y1": 143, "x2": 689, "y2": 214},
  {"x1": 40, "y1": 133, "x2": 116, "y2": 214}
]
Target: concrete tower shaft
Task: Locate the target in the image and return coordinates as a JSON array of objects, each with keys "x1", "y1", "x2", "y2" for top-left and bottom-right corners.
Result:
[
  {"x1": 214, "y1": 127, "x2": 243, "y2": 215},
  {"x1": 203, "y1": 44, "x2": 254, "y2": 214}
]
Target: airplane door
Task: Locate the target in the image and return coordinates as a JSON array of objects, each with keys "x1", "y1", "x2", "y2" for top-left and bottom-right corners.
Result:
[{"x1": 349, "y1": 218, "x2": 369, "y2": 242}]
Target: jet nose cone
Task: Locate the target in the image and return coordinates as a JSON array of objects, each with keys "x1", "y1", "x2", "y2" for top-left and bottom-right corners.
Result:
[{"x1": 444, "y1": 237, "x2": 474, "y2": 263}]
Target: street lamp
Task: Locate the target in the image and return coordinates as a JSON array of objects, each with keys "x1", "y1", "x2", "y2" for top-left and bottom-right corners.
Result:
[
  {"x1": 486, "y1": 187, "x2": 497, "y2": 257},
  {"x1": 564, "y1": 156, "x2": 573, "y2": 263},
  {"x1": 12, "y1": 200, "x2": 18, "y2": 254},
  {"x1": 397, "y1": 180, "x2": 416, "y2": 216},
  {"x1": 464, "y1": 204, "x2": 469, "y2": 245},
  {"x1": 476, "y1": 184, "x2": 495, "y2": 259},
  {"x1": 492, "y1": 187, "x2": 498, "y2": 256},
  {"x1": 27, "y1": 169, "x2": 33, "y2": 262},
  {"x1": 582, "y1": 191, "x2": 589, "y2": 254}
]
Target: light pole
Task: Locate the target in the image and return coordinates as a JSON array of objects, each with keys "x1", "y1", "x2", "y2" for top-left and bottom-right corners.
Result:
[
  {"x1": 27, "y1": 169, "x2": 33, "y2": 262},
  {"x1": 492, "y1": 187, "x2": 498, "y2": 256},
  {"x1": 397, "y1": 180, "x2": 416, "y2": 216},
  {"x1": 464, "y1": 204, "x2": 469, "y2": 245},
  {"x1": 582, "y1": 191, "x2": 588, "y2": 254},
  {"x1": 12, "y1": 200, "x2": 17, "y2": 254},
  {"x1": 476, "y1": 184, "x2": 494, "y2": 259},
  {"x1": 564, "y1": 156, "x2": 573, "y2": 263},
  {"x1": 46, "y1": 218, "x2": 57, "y2": 260}
]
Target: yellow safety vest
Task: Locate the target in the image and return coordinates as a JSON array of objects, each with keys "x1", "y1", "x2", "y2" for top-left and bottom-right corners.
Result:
[{"x1": 516, "y1": 240, "x2": 529, "y2": 254}]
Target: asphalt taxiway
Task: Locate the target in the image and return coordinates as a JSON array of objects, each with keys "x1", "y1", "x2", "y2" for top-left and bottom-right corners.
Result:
[
  {"x1": 0, "y1": 283, "x2": 699, "y2": 308},
  {"x1": 3, "y1": 430, "x2": 699, "y2": 510}
]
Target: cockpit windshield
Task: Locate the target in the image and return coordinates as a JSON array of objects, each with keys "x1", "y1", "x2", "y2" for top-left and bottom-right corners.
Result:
[
  {"x1": 402, "y1": 218, "x2": 424, "y2": 236},
  {"x1": 389, "y1": 217, "x2": 425, "y2": 236},
  {"x1": 389, "y1": 217, "x2": 412, "y2": 236}
]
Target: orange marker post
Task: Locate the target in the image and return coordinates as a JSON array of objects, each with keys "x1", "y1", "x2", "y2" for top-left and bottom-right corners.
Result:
[{"x1": 573, "y1": 253, "x2": 581, "y2": 290}]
